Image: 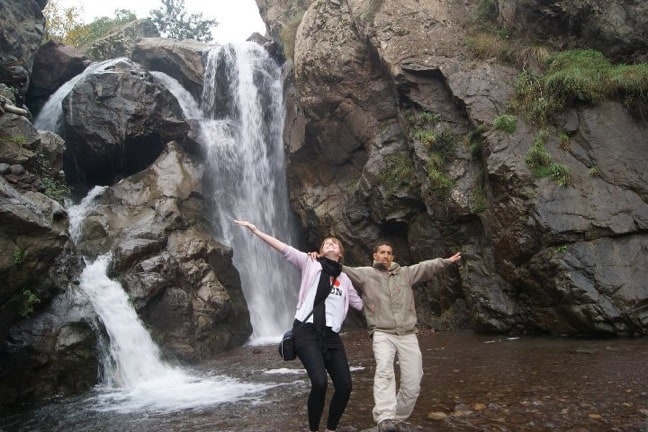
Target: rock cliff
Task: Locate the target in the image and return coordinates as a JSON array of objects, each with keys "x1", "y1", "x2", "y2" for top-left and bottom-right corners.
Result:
[{"x1": 256, "y1": 0, "x2": 648, "y2": 334}]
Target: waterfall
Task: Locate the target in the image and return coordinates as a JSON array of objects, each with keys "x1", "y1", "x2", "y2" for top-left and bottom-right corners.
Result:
[
  {"x1": 34, "y1": 58, "x2": 127, "y2": 133},
  {"x1": 45, "y1": 41, "x2": 300, "y2": 413},
  {"x1": 80, "y1": 254, "x2": 169, "y2": 388},
  {"x1": 34, "y1": 48, "x2": 299, "y2": 342},
  {"x1": 203, "y1": 43, "x2": 300, "y2": 343},
  {"x1": 67, "y1": 188, "x2": 272, "y2": 413},
  {"x1": 154, "y1": 42, "x2": 300, "y2": 344}
]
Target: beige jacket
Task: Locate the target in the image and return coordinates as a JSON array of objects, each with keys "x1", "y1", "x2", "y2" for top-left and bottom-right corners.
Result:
[{"x1": 343, "y1": 258, "x2": 451, "y2": 335}]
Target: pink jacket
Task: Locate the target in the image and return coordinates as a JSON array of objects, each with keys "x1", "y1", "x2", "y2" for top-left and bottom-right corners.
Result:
[{"x1": 281, "y1": 245, "x2": 363, "y2": 317}]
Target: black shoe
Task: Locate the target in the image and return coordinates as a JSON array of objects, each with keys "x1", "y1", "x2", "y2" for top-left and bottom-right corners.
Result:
[
  {"x1": 378, "y1": 419, "x2": 397, "y2": 432},
  {"x1": 394, "y1": 421, "x2": 415, "y2": 432}
]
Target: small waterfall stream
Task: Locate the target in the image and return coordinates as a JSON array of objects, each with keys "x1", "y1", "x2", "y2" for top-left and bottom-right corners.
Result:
[
  {"x1": 66, "y1": 188, "x2": 273, "y2": 413},
  {"x1": 33, "y1": 58, "x2": 126, "y2": 132}
]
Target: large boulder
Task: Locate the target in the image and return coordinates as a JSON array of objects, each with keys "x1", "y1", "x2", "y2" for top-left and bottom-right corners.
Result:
[
  {"x1": 131, "y1": 37, "x2": 209, "y2": 103},
  {"x1": 61, "y1": 58, "x2": 189, "y2": 189}
]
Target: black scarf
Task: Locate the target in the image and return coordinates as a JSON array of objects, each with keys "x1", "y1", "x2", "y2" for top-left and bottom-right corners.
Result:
[{"x1": 313, "y1": 257, "x2": 342, "y2": 348}]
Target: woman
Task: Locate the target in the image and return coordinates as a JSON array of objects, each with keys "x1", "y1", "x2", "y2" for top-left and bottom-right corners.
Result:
[{"x1": 233, "y1": 219, "x2": 363, "y2": 432}]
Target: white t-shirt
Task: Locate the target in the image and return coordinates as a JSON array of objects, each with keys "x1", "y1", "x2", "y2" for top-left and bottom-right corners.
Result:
[{"x1": 295, "y1": 276, "x2": 346, "y2": 333}]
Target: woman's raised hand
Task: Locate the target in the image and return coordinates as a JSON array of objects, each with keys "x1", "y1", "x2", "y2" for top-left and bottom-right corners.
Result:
[{"x1": 233, "y1": 219, "x2": 257, "y2": 233}]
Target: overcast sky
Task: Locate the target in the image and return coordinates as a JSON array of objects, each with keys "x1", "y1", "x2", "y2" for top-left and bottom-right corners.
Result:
[{"x1": 56, "y1": 0, "x2": 266, "y2": 43}]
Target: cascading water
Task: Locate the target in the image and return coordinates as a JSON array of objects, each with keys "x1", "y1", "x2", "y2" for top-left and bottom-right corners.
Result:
[
  {"x1": 66, "y1": 188, "x2": 273, "y2": 413},
  {"x1": 154, "y1": 42, "x2": 301, "y2": 344}
]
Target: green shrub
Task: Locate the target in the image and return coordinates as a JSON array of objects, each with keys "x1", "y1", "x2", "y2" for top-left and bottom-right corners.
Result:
[
  {"x1": 513, "y1": 49, "x2": 648, "y2": 123},
  {"x1": 411, "y1": 129, "x2": 437, "y2": 146},
  {"x1": 544, "y1": 49, "x2": 610, "y2": 105},
  {"x1": 512, "y1": 70, "x2": 557, "y2": 125},
  {"x1": 558, "y1": 132, "x2": 570, "y2": 149},
  {"x1": 382, "y1": 152, "x2": 416, "y2": 193},
  {"x1": 493, "y1": 114, "x2": 517, "y2": 132},
  {"x1": 525, "y1": 130, "x2": 570, "y2": 186},
  {"x1": 588, "y1": 166, "x2": 601, "y2": 177},
  {"x1": 18, "y1": 289, "x2": 41, "y2": 318},
  {"x1": 41, "y1": 176, "x2": 70, "y2": 202},
  {"x1": 409, "y1": 126, "x2": 457, "y2": 196},
  {"x1": 405, "y1": 110, "x2": 440, "y2": 129},
  {"x1": 35, "y1": 152, "x2": 70, "y2": 202},
  {"x1": 280, "y1": 12, "x2": 304, "y2": 60},
  {"x1": 1, "y1": 134, "x2": 26, "y2": 145},
  {"x1": 427, "y1": 161, "x2": 454, "y2": 194},
  {"x1": 525, "y1": 130, "x2": 552, "y2": 169},
  {"x1": 416, "y1": 111, "x2": 440, "y2": 125},
  {"x1": 12, "y1": 249, "x2": 26, "y2": 265}
]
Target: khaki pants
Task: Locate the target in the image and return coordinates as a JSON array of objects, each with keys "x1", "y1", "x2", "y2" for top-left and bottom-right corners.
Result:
[{"x1": 371, "y1": 331, "x2": 423, "y2": 423}]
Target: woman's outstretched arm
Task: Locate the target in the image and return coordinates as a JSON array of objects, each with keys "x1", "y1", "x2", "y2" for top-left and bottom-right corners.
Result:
[{"x1": 233, "y1": 219, "x2": 287, "y2": 253}]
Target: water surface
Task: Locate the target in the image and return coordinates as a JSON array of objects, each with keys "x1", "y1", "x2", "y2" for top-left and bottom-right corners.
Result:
[{"x1": 2, "y1": 330, "x2": 647, "y2": 431}]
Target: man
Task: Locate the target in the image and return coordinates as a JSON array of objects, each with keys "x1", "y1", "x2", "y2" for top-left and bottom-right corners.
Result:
[{"x1": 342, "y1": 241, "x2": 461, "y2": 432}]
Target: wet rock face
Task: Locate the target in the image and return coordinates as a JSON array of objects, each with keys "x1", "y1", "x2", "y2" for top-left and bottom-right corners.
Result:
[
  {"x1": 259, "y1": 0, "x2": 648, "y2": 336},
  {"x1": 61, "y1": 59, "x2": 189, "y2": 189},
  {"x1": 0, "y1": 25, "x2": 252, "y2": 403}
]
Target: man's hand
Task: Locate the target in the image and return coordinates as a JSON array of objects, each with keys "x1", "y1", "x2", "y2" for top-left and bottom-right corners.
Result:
[
  {"x1": 307, "y1": 251, "x2": 320, "y2": 261},
  {"x1": 447, "y1": 252, "x2": 461, "y2": 263}
]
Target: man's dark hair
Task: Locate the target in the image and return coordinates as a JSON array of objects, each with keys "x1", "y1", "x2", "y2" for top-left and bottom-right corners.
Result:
[{"x1": 373, "y1": 239, "x2": 394, "y2": 253}]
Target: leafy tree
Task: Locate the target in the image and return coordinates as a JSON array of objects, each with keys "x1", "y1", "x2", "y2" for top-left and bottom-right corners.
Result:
[
  {"x1": 43, "y1": 1, "x2": 138, "y2": 48},
  {"x1": 149, "y1": 0, "x2": 217, "y2": 42},
  {"x1": 71, "y1": 9, "x2": 138, "y2": 47},
  {"x1": 42, "y1": 0, "x2": 85, "y2": 43}
]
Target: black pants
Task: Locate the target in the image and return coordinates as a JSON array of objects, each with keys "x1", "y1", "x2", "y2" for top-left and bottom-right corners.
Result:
[{"x1": 294, "y1": 322, "x2": 352, "y2": 431}]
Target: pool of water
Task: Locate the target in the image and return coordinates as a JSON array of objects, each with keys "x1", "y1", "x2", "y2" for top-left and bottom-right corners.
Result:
[{"x1": 2, "y1": 329, "x2": 648, "y2": 431}]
